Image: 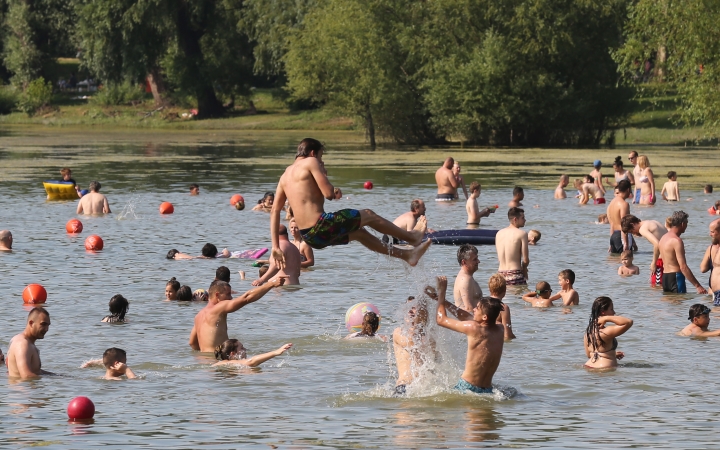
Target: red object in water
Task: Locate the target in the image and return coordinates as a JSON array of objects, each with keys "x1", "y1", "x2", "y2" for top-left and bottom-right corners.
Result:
[
  {"x1": 364, "y1": 181, "x2": 373, "y2": 190},
  {"x1": 230, "y1": 194, "x2": 244, "y2": 205},
  {"x1": 22, "y1": 284, "x2": 47, "y2": 304},
  {"x1": 159, "y1": 202, "x2": 174, "y2": 214},
  {"x1": 67, "y1": 396, "x2": 95, "y2": 420},
  {"x1": 85, "y1": 235, "x2": 104, "y2": 251},
  {"x1": 66, "y1": 219, "x2": 83, "y2": 234}
]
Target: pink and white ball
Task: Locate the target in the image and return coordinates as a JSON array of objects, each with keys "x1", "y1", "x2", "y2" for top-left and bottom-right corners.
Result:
[{"x1": 345, "y1": 302, "x2": 381, "y2": 333}]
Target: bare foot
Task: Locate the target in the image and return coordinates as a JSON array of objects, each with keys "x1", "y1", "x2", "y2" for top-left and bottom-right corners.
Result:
[
  {"x1": 406, "y1": 239, "x2": 431, "y2": 266},
  {"x1": 409, "y1": 216, "x2": 428, "y2": 246}
]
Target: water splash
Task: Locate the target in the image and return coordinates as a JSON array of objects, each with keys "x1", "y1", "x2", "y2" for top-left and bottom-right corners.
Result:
[{"x1": 116, "y1": 194, "x2": 142, "y2": 220}]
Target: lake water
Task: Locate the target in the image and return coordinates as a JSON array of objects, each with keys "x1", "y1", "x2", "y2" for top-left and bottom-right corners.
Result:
[{"x1": 1, "y1": 129, "x2": 719, "y2": 448}]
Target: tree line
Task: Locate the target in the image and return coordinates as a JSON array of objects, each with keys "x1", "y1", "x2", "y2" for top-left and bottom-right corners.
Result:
[{"x1": 1, "y1": 0, "x2": 718, "y2": 146}]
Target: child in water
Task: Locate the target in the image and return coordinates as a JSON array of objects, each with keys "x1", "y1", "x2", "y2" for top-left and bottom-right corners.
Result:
[
  {"x1": 345, "y1": 312, "x2": 387, "y2": 341},
  {"x1": 522, "y1": 281, "x2": 555, "y2": 307},
  {"x1": 661, "y1": 171, "x2": 679, "y2": 201},
  {"x1": 102, "y1": 294, "x2": 129, "y2": 323},
  {"x1": 82, "y1": 348, "x2": 138, "y2": 380},
  {"x1": 176, "y1": 285, "x2": 193, "y2": 301},
  {"x1": 618, "y1": 250, "x2": 640, "y2": 276},
  {"x1": 189, "y1": 184, "x2": 199, "y2": 195},
  {"x1": 597, "y1": 214, "x2": 609, "y2": 224},
  {"x1": 528, "y1": 230, "x2": 541, "y2": 245},
  {"x1": 166, "y1": 249, "x2": 194, "y2": 260},
  {"x1": 549, "y1": 269, "x2": 579, "y2": 305},
  {"x1": 213, "y1": 339, "x2": 292, "y2": 367},
  {"x1": 680, "y1": 304, "x2": 720, "y2": 337},
  {"x1": 165, "y1": 277, "x2": 180, "y2": 300}
]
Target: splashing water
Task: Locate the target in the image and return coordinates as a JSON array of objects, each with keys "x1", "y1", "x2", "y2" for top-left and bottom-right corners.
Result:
[{"x1": 116, "y1": 194, "x2": 142, "y2": 220}]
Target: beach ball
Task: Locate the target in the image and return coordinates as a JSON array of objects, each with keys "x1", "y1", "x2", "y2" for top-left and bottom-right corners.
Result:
[
  {"x1": 66, "y1": 219, "x2": 83, "y2": 234},
  {"x1": 67, "y1": 396, "x2": 95, "y2": 421},
  {"x1": 230, "y1": 194, "x2": 244, "y2": 206},
  {"x1": 22, "y1": 284, "x2": 47, "y2": 304},
  {"x1": 234, "y1": 201, "x2": 245, "y2": 211},
  {"x1": 85, "y1": 235, "x2": 104, "y2": 251},
  {"x1": 364, "y1": 181, "x2": 373, "y2": 190},
  {"x1": 193, "y1": 289, "x2": 208, "y2": 302},
  {"x1": 345, "y1": 302, "x2": 381, "y2": 333},
  {"x1": 159, "y1": 202, "x2": 174, "y2": 214}
]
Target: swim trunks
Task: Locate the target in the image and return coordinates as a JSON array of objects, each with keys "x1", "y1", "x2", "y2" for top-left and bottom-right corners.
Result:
[
  {"x1": 435, "y1": 193, "x2": 456, "y2": 202},
  {"x1": 714, "y1": 290, "x2": 720, "y2": 307},
  {"x1": 499, "y1": 269, "x2": 526, "y2": 286},
  {"x1": 594, "y1": 198, "x2": 606, "y2": 204},
  {"x1": 651, "y1": 258, "x2": 664, "y2": 287},
  {"x1": 634, "y1": 188, "x2": 641, "y2": 203},
  {"x1": 394, "y1": 384, "x2": 406, "y2": 396},
  {"x1": 609, "y1": 230, "x2": 624, "y2": 254},
  {"x1": 662, "y1": 272, "x2": 687, "y2": 294},
  {"x1": 454, "y1": 378, "x2": 493, "y2": 394},
  {"x1": 299, "y1": 209, "x2": 362, "y2": 250}
]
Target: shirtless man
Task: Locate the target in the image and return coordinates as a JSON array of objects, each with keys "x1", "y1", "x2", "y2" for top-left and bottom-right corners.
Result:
[
  {"x1": 77, "y1": 181, "x2": 111, "y2": 215},
  {"x1": 629, "y1": 151, "x2": 642, "y2": 204},
  {"x1": 621, "y1": 215, "x2": 668, "y2": 285},
  {"x1": 393, "y1": 199, "x2": 427, "y2": 231},
  {"x1": 393, "y1": 297, "x2": 436, "y2": 395},
  {"x1": 435, "y1": 157, "x2": 460, "y2": 201},
  {"x1": 575, "y1": 176, "x2": 605, "y2": 205},
  {"x1": 270, "y1": 138, "x2": 430, "y2": 268},
  {"x1": 454, "y1": 244, "x2": 484, "y2": 310},
  {"x1": 508, "y1": 186, "x2": 524, "y2": 208},
  {"x1": 495, "y1": 207, "x2": 529, "y2": 285},
  {"x1": 554, "y1": 175, "x2": 569, "y2": 199},
  {"x1": 607, "y1": 180, "x2": 632, "y2": 254},
  {"x1": 189, "y1": 279, "x2": 285, "y2": 352},
  {"x1": 701, "y1": 219, "x2": 720, "y2": 305},
  {"x1": 0, "y1": 230, "x2": 12, "y2": 251},
  {"x1": 452, "y1": 162, "x2": 469, "y2": 200},
  {"x1": 658, "y1": 211, "x2": 707, "y2": 294},
  {"x1": 466, "y1": 182, "x2": 493, "y2": 225},
  {"x1": 434, "y1": 276, "x2": 504, "y2": 394},
  {"x1": 6, "y1": 308, "x2": 53, "y2": 379},
  {"x1": 252, "y1": 224, "x2": 301, "y2": 285}
]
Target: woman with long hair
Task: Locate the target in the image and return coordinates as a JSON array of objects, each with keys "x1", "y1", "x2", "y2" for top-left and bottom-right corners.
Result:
[
  {"x1": 636, "y1": 155, "x2": 656, "y2": 205},
  {"x1": 584, "y1": 297, "x2": 633, "y2": 369}
]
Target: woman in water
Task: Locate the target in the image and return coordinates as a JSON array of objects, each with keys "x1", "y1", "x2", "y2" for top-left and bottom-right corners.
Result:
[
  {"x1": 165, "y1": 277, "x2": 180, "y2": 301},
  {"x1": 176, "y1": 285, "x2": 193, "y2": 301},
  {"x1": 289, "y1": 219, "x2": 314, "y2": 268},
  {"x1": 213, "y1": 339, "x2": 292, "y2": 367},
  {"x1": 584, "y1": 297, "x2": 633, "y2": 369},
  {"x1": 102, "y1": 294, "x2": 129, "y2": 323},
  {"x1": 345, "y1": 312, "x2": 387, "y2": 341},
  {"x1": 636, "y1": 155, "x2": 656, "y2": 205},
  {"x1": 605, "y1": 156, "x2": 635, "y2": 188},
  {"x1": 252, "y1": 192, "x2": 275, "y2": 211}
]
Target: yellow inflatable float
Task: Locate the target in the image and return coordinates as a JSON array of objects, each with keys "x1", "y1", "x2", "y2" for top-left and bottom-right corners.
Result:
[{"x1": 44, "y1": 181, "x2": 78, "y2": 200}]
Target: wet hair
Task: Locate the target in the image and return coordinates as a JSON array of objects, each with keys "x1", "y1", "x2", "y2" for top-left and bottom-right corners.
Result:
[
  {"x1": 258, "y1": 191, "x2": 275, "y2": 205},
  {"x1": 457, "y1": 243, "x2": 478, "y2": 265},
  {"x1": 613, "y1": 156, "x2": 623, "y2": 169},
  {"x1": 296, "y1": 138, "x2": 324, "y2": 158},
  {"x1": 177, "y1": 285, "x2": 192, "y2": 301},
  {"x1": 278, "y1": 224, "x2": 288, "y2": 236},
  {"x1": 616, "y1": 179, "x2": 631, "y2": 194},
  {"x1": 202, "y1": 243, "x2": 218, "y2": 258},
  {"x1": 102, "y1": 347, "x2": 127, "y2": 368},
  {"x1": 584, "y1": 175, "x2": 595, "y2": 184},
  {"x1": 667, "y1": 171, "x2": 676, "y2": 179},
  {"x1": 585, "y1": 296, "x2": 614, "y2": 351},
  {"x1": 528, "y1": 229, "x2": 541, "y2": 242},
  {"x1": 688, "y1": 303, "x2": 711, "y2": 321},
  {"x1": 215, "y1": 339, "x2": 241, "y2": 360},
  {"x1": 508, "y1": 207, "x2": 524, "y2": 222},
  {"x1": 705, "y1": 185, "x2": 713, "y2": 193},
  {"x1": 359, "y1": 312, "x2": 380, "y2": 336},
  {"x1": 28, "y1": 307, "x2": 49, "y2": 322},
  {"x1": 598, "y1": 213, "x2": 608, "y2": 223},
  {"x1": 108, "y1": 294, "x2": 129, "y2": 319},
  {"x1": 667, "y1": 210, "x2": 689, "y2": 228},
  {"x1": 637, "y1": 155, "x2": 650, "y2": 169},
  {"x1": 410, "y1": 199, "x2": 423, "y2": 212},
  {"x1": 208, "y1": 280, "x2": 231, "y2": 298},
  {"x1": 513, "y1": 186, "x2": 524, "y2": 196},
  {"x1": 216, "y1": 266, "x2": 230, "y2": 283},
  {"x1": 166, "y1": 277, "x2": 180, "y2": 292},
  {"x1": 620, "y1": 215, "x2": 641, "y2": 234},
  {"x1": 488, "y1": 274, "x2": 506, "y2": 296},
  {"x1": 166, "y1": 249, "x2": 180, "y2": 259},
  {"x1": 469, "y1": 182, "x2": 480, "y2": 193},
  {"x1": 61, "y1": 168, "x2": 72, "y2": 176},
  {"x1": 478, "y1": 297, "x2": 503, "y2": 323},
  {"x1": 259, "y1": 265, "x2": 269, "y2": 277},
  {"x1": 620, "y1": 250, "x2": 633, "y2": 260},
  {"x1": 535, "y1": 281, "x2": 551, "y2": 293},
  {"x1": 89, "y1": 181, "x2": 101, "y2": 192},
  {"x1": 558, "y1": 269, "x2": 575, "y2": 285},
  {"x1": 190, "y1": 183, "x2": 199, "y2": 190}
]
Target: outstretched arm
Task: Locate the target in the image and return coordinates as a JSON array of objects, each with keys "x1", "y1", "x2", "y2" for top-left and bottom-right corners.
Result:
[
  {"x1": 435, "y1": 276, "x2": 474, "y2": 326},
  {"x1": 252, "y1": 259, "x2": 280, "y2": 286},
  {"x1": 218, "y1": 278, "x2": 286, "y2": 314},
  {"x1": 240, "y1": 343, "x2": 292, "y2": 367}
]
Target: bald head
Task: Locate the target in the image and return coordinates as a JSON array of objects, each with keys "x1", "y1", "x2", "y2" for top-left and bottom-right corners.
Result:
[
  {"x1": 443, "y1": 157, "x2": 455, "y2": 169},
  {"x1": 0, "y1": 230, "x2": 12, "y2": 250}
]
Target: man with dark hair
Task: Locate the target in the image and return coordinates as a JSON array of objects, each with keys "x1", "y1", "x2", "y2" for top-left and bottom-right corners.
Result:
[
  {"x1": 435, "y1": 157, "x2": 459, "y2": 201},
  {"x1": 495, "y1": 207, "x2": 529, "y2": 285},
  {"x1": 77, "y1": 180, "x2": 111, "y2": 214},
  {"x1": 658, "y1": 211, "x2": 707, "y2": 294},
  {"x1": 0, "y1": 230, "x2": 12, "y2": 251},
  {"x1": 200, "y1": 243, "x2": 230, "y2": 259},
  {"x1": 433, "y1": 276, "x2": 504, "y2": 394},
  {"x1": 621, "y1": 215, "x2": 667, "y2": 286},
  {"x1": 215, "y1": 266, "x2": 231, "y2": 283},
  {"x1": 253, "y1": 224, "x2": 301, "y2": 286},
  {"x1": 509, "y1": 186, "x2": 524, "y2": 208},
  {"x1": 189, "y1": 279, "x2": 285, "y2": 352},
  {"x1": 607, "y1": 179, "x2": 633, "y2": 254},
  {"x1": 190, "y1": 184, "x2": 200, "y2": 195},
  {"x1": 270, "y1": 139, "x2": 431, "y2": 269},
  {"x1": 7, "y1": 308, "x2": 53, "y2": 379}
]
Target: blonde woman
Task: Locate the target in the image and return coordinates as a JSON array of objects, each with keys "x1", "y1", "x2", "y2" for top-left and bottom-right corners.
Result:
[{"x1": 636, "y1": 155, "x2": 655, "y2": 205}]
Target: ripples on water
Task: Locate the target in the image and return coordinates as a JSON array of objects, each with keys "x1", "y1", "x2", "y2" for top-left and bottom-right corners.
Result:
[{"x1": 0, "y1": 138, "x2": 718, "y2": 448}]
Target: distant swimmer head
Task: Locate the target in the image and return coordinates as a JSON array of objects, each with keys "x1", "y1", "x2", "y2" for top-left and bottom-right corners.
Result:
[
  {"x1": 584, "y1": 175, "x2": 594, "y2": 184},
  {"x1": 202, "y1": 243, "x2": 218, "y2": 258},
  {"x1": 476, "y1": 297, "x2": 503, "y2": 324},
  {"x1": 61, "y1": 167, "x2": 72, "y2": 179},
  {"x1": 637, "y1": 155, "x2": 650, "y2": 169},
  {"x1": 558, "y1": 269, "x2": 576, "y2": 286},
  {"x1": 189, "y1": 183, "x2": 199, "y2": 195},
  {"x1": 512, "y1": 186, "x2": 524, "y2": 199},
  {"x1": 360, "y1": 312, "x2": 380, "y2": 336},
  {"x1": 278, "y1": 224, "x2": 288, "y2": 237},
  {"x1": 176, "y1": 285, "x2": 192, "y2": 301},
  {"x1": 507, "y1": 207, "x2": 526, "y2": 226},
  {"x1": 258, "y1": 265, "x2": 269, "y2": 277},
  {"x1": 616, "y1": 179, "x2": 632, "y2": 195},
  {"x1": 89, "y1": 180, "x2": 101, "y2": 192},
  {"x1": 457, "y1": 244, "x2": 479, "y2": 268},
  {"x1": 108, "y1": 294, "x2": 129, "y2": 320},
  {"x1": 469, "y1": 182, "x2": 481, "y2": 195},
  {"x1": 296, "y1": 138, "x2": 325, "y2": 159},
  {"x1": 208, "y1": 280, "x2": 231, "y2": 302},
  {"x1": 165, "y1": 277, "x2": 180, "y2": 300},
  {"x1": 688, "y1": 304, "x2": 711, "y2": 323},
  {"x1": 215, "y1": 338, "x2": 246, "y2": 360},
  {"x1": 215, "y1": 266, "x2": 230, "y2": 283},
  {"x1": 0, "y1": 230, "x2": 12, "y2": 249},
  {"x1": 667, "y1": 171, "x2": 676, "y2": 180},
  {"x1": 411, "y1": 199, "x2": 426, "y2": 215},
  {"x1": 166, "y1": 249, "x2": 180, "y2": 259},
  {"x1": 258, "y1": 192, "x2": 274, "y2": 207},
  {"x1": 598, "y1": 213, "x2": 609, "y2": 224},
  {"x1": 593, "y1": 160, "x2": 602, "y2": 169},
  {"x1": 102, "y1": 347, "x2": 127, "y2": 369},
  {"x1": 705, "y1": 184, "x2": 713, "y2": 194},
  {"x1": 528, "y1": 229, "x2": 541, "y2": 244},
  {"x1": 535, "y1": 281, "x2": 552, "y2": 298}
]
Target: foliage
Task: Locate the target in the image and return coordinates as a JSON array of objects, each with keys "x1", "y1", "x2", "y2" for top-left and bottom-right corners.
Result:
[
  {"x1": 0, "y1": 85, "x2": 18, "y2": 114},
  {"x1": 90, "y1": 81, "x2": 145, "y2": 106},
  {"x1": 17, "y1": 77, "x2": 52, "y2": 114}
]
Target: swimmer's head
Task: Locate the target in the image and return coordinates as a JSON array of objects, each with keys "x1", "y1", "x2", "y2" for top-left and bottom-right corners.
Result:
[
  {"x1": 705, "y1": 184, "x2": 713, "y2": 194},
  {"x1": 667, "y1": 210, "x2": 689, "y2": 229},
  {"x1": 89, "y1": 180, "x2": 101, "y2": 192},
  {"x1": 165, "y1": 277, "x2": 180, "y2": 300},
  {"x1": 208, "y1": 280, "x2": 231, "y2": 302},
  {"x1": 559, "y1": 174, "x2": 569, "y2": 186},
  {"x1": 715, "y1": 200, "x2": 720, "y2": 210},
  {"x1": 278, "y1": 224, "x2": 288, "y2": 237},
  {"x1": 613, "y1": 156, "x2": 623, "y2": 170},
  {"x1": 177, "y1": 285, "x2": 192, "y2": 301},
  {"x1": 215, "y1": 266, "x2": 230, "y2": 283},
  {"x1": 190, "y1": 183, "x2": 199, "y2": 194},
  {"x1": 637, "y1": 155, "x2": 650, "y2": 170},
  {"x1": 360, "y1": 312, "x2": 380, "y2": 336},
  {"x1": 201, "y1": 243, "x2": 218, "y2": 258},
  {"x1": 27, "y1": 307, "x2": 50, "y2": 339},
  {"x1": 166, "y1": 249, "x2": 180, "y2": 259},
  {"x1": 443, "y1": 157, "x2": 454, "y2": 169},
  {"x1": 258, "y1": 265, "x2": 269, "y2": 277},
  {"x1": 584, "y1": 175, "x2": 594, "y2": 184},
  {"x1": 475, "y1": 297, "x2": 503, "y2": 324},
  {"x1": 573, "y1": 178, "x2": 583, "y2": 189},
  {"x1": 108, "y1": 294, "x2": 129, "y2": 320},
  {"x1": 457, "y1": 244, "x2": 479, "y2": 269},
  {"x1": 259, "y1": 191, "x2": 275, "y2": 206},
  {"x1": 535, "y1": 281, "x2": 552, "y2": 298},
  {"x1": 528, "y1": 229, "x2": 541, "y2": 244},
  {"x1": 488, "y1": 273, "x2": 506, "y2": 298},
  {"x1": 469, "y1": 182, "x2": 480, "y2": 195},
  {"x1": 620, "y1": 250, "x2": 633, "y2": 265},
  {"x1": 598, "y1": 213, "x2": 609, "y2": 224},
  {"x1": 61, "y1": 167, "x2": 72, "y2": 179},
  {"x1": 102, "y1": 347, "x2": 127, "y2": 369},
  {"x1": 215, "y1": 338, "x2": 247, "y2": 360},
  {"x1": 593, "y1": 160, "x2": 602, "y2": 169},
  {"x1": 296, "y1": 138, "x2": 324, "y2": 159},
  {"x1": 558, "y1": 269, "x2": 575, "y2": 286},
  {"x1": 410, "y1": 199, "x2": 426, "y2": 216},
  {"x1": 0, "y1": 230, "x2": 12, "y2": 249},
  {"x1": 507, "y1": 207, "x2": 526, "y2": 227},
  {"x1": 620, "y1": 215, "x2": 641, "y2": 235},
  {"x1": 688, "y1": 304, "x2": 711, "y2": 324},
  {"x1": 710, "y1": 219, "x2": 720, "y2": 245},
  {"x1": 667, "y1": 171, "x2": 676, "y2": 180},
  {"x1": 512, "y1": 186, "x2": 524, "y2": 200},
  {"x1": 616, "y1": 179, "x2": 632, "y2": 195}
]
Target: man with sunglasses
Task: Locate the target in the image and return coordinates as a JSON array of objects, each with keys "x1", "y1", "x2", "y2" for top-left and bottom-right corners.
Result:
[{"x1": 628, "y1": 151, "x2": 642, "y2": 204}]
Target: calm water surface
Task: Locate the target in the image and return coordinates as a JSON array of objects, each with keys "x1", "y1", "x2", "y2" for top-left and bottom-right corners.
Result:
[{"x1": 0, "y1": 131, "x2": 718, "y2": 448}]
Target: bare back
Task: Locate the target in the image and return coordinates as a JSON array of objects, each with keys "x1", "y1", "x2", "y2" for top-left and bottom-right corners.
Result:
[
  {"x1": 193, "y1": 306, "x2": 229, "y2": 352},
  {"x1": 393, "y1": 211, "x2": 417, "y2": 231},
  {"x1": 435, "y1": 167, "x2": 458, "y2": 195},
  {"x1": 466, "y1": 198, "x2": 480, "y2": 223},
  {"x1": 77, "y1": 192, "x2": 110, "y2": 215},
  {"x1": 658, "y1": 232, "x2": 683, "y2": 273},
  {"x1": 278, "y1": 157, "x2": 331, "y2": 230},
  {"x1": 495, "y1": 226, "x2": 527, "y2": 271},
  {"x1": 639, "y1": 220, "x2": 667, "y2": 247},
  {"x1": 607, "y1": 196, "x2": 629, "y2": 233},
  {"x1": 6, "y1": 334, "x2": 42, "y2": 378},
  {"x1": 277, "y1": 239, "x2": 301, "y2": 284},
  {"x1": 462, "y1": 323, "x2": 504, "y2": 387},
  {"x1": 453, "y1": 270, "x2": 483, "y2": 311}
]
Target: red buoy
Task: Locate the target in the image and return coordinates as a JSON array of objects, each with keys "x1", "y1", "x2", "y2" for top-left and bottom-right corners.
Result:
[
  {"x1": 67, "y1": 396, "x2": 95, "y2": 421},
  {"x1": 159, "y1": 202, "x2": 174, "y2": 214},
  {"x1": 230, "y1": 194, "x2": 244, "y2": 206},
  {"x1": 22, "y1": 284, "x2": 47, "y2": 304},
  {"x1": 85, "y1": 235, "x2": 104, "y2": 251},
  {"x1": 65, "y1": 219, "x2": 83, "y2": 234},
  {"x1": 364, "y1": 181, "x2": 373, "y2": 190}
]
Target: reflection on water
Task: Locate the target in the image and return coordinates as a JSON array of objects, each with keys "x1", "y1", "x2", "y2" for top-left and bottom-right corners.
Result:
[{"x1": 1, "y1": 130, "x2": 720, "y2": 447}]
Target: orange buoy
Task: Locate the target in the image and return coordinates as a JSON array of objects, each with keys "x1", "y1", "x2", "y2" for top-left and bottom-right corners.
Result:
[
  {"x1": 159, "y1": 202, "x2": 174, "y2": 214},
  {"x1": 66, "y1": 219, "x2": 83, "y2": 234},
  {"x1": 85, "y1": 235, "x2": 104, "y2": 251},
  {"x1": 230, "y1": 194, "x2": 244, "y2": 206},
  {"x1": 23, "y1": 284, "x2": 47, "y2": 304}
]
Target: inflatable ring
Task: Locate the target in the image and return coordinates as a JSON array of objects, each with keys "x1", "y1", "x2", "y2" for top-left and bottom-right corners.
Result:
[
  {"x1": 425, "y1": 229, "x2": 498, "y2": 246},
  {"x1": 43, "y1": 180, "x2": 77, "y2": 200}
]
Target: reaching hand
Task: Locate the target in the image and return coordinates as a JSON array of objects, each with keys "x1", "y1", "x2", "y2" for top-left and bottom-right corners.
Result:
[
  {"x1": 436, "y1": 276, "x2": 447, "y2": 294},
  {"x1": 251, "y1": 279, "x2": 262, "y2": 286},
  {"x1": 278, "y1": 343, "x2": 293, "y2": 354},
  {"x1": 271, "y1": 247, "x2": 286, "y2": 270},
  {"x1": 696, "y1": 285, "x2": 708, "y2": 294},
  {"x1": 424, "y1": 286, "x2": 438, "y2": 300},
  {"x1": 616, "y1": 351, "x2": 625, "y2": 360},
  {"x1": 270, "y1": 277, "x2": 286, "y2": 287}
]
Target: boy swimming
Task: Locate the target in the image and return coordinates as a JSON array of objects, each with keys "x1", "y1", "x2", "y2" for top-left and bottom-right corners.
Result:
[
  {"x1": 522, "y1": 281, "x2": 555, "y2": 307},
  {"x1": 680, "y1": 304, "x2": 720, "y2": 337},
  {"x1": 548, "y1": 269, "x2": 579, "y2": 305},
  {"x1": 213, "y1": 339, "x2": 292, "y2": 367},
  {"x1": 82, "y1": 348, "x2": 137, "y2": 380},
  {"x1": 528, "y1": 230, "x2": 541, "y2": 245}
]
